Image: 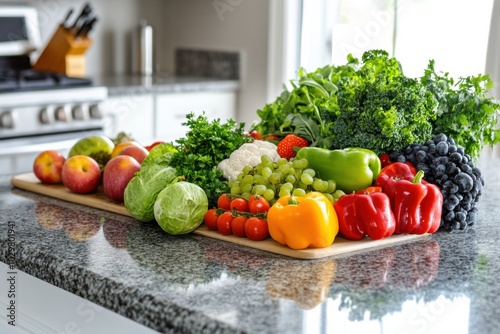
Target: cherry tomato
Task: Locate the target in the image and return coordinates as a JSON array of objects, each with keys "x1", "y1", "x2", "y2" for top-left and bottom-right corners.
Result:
[
  {"x1": 248, "y1": 195, "x2": 270, "y2": 214},
  {"x1": 248, "y1": 194, "x2": 260, "y2": 207},
  {"x1": 217, "y1": 211, "x2": 233, "y2": 235},
  {"x1": 230, "y1": 198, "x2": 249, "y2": 212},
  {"x1": 231, "y1": 216, "x2": 248, "y2": 237},
  {"x1": 245, "y1": 217, "x2": 269, "y2": 241},
  {"x1": 250, "y1": 130, "x2": 262, "y2": 140},
  {"x1": 203, "y1": 208, "x2": 219, "y2": 230},
  {"x1": 217, "y1": 194, "x2": 232, "y2": 210}
]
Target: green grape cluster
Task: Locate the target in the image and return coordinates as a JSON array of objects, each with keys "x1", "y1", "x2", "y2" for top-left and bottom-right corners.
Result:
[{"x1": 227, "y1": 155, "x2": 344, "y2": 204}]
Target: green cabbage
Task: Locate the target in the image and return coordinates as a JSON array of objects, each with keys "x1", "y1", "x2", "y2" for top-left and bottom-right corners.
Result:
[
  {"x1": 141, "y1": 142, "x2": 177, "y2": 170},
  {"x1": 124, "y1": 165, "x2": 177, "y2": 222},
  {"x1": 124, "y1": 144, "x2": 178, "y2": 222},
  {"x1": 153, "y1": 181, "x2": 208, "y2": 235}
]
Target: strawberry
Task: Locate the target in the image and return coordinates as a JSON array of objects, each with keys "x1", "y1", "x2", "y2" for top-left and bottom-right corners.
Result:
[{"x1": 277, "y1": 134, "x2": 309, "y2": 159}]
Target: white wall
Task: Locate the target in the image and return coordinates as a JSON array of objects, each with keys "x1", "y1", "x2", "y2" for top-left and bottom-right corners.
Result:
[
  {"x1": 160, "y1": 0, "x2": 270, "y2": 127},
  {"x1": 1, "y1": 0, "x2": 271, "y2": 127},
  {"x1": 16, "y1": 0, "x2": 164, "y2": 76}
]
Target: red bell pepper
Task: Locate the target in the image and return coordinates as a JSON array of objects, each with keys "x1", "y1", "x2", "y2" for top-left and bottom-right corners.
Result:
[
  {"x1": 392, "y1": 171, "x2": 443, "y2": 234},
  {"x1": 334, "y1": 187, "x2": 396, "y2": 240},
  {"x1": 374, "y1": 162, "x2": 425, "y2": 199},
  {"x1": 388, "y1": 240, "x2": 440, "y2": 289}
]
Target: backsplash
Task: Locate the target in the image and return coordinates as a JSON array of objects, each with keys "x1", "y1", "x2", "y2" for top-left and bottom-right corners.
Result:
[{"x1": 175, "y1": 49, "x2": 240, "y2": 80}]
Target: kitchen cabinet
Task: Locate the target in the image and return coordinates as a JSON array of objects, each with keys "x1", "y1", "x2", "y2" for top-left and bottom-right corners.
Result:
[
  {"x1": 103, "y1": 93, "x2": 155, "y2": 144},
  {"x1": 0, "y1": 262, "x2": 156, "y2": 333},
  {"x1": 98, "y1": 75, "x2": 240, "y2": 145},
  {"x1": 103, "y1": 90, "x2": 237, "y2": 145},
  {"x1": 155, "y1": 90, "x2": 236, "y2": 142}
]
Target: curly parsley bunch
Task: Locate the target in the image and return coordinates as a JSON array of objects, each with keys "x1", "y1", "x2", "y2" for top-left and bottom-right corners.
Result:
[{"x1": 169, "y1": 112, "x2": 250, "y2": 207}]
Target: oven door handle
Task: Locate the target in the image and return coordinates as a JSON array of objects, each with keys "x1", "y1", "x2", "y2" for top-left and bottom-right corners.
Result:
[{"x1": 0, "y1": 139, "x2": 78, "y2": 157}]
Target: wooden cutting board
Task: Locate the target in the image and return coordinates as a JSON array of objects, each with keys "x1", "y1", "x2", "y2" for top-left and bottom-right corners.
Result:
[{"x1": 11, "y1": 173, "x2": 430, "y2": 259}]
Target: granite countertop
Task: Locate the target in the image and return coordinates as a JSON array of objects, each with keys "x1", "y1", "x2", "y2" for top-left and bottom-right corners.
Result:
[
  {"x1": 1, "y1": 155, "x2": 499, "y2": 333},
  {"x1": 91, "y1": 73, "x2": 240, "y2": 97}
]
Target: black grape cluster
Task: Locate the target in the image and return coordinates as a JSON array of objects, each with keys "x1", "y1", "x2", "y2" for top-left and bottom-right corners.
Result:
[{"x1": 388, "y1": 133, "x2": 484, "y2": 231}]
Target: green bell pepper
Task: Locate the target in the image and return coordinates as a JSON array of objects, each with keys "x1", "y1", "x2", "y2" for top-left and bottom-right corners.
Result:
[{"x1": 295, "y1": 147, "x2": 381, "y2": 193}]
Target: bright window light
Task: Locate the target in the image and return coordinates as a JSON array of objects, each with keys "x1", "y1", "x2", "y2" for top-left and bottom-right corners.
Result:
[{"x1": 299, "y1": 0, "x2": 493, "y2": 80}]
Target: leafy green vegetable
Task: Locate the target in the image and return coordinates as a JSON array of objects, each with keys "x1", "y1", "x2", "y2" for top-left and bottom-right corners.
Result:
[
  {"x1": 255, "y1": 59, "x2": 355, "y2": 147},
  {"x1": 253, "y1": 49, "x2": 500, "y2": 158},
  {"x1": 421, "y1": 60, "x2": 500, "y2": 159},
  {"x1": 124, "y1": 143, "x2": 179, "y2": 222},
  {"x1": 124, "y1": 166, "x2": 177, "y2": 222},
  {"x1": 154, "y1": 181, "x2": 208, "y2": 235},
  {"x1": 324, "y1": 51, "x2": 438, "y2": 154},
  {"x1": 140, "y1": 142, "x2": 177, "y2": 172},
  {"x1": 170, "y1": 112, "x2": 250, "y2": 207}
]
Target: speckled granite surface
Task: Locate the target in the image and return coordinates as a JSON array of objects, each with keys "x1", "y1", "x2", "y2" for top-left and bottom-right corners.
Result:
[
  {"x1": 1, "y1": 155, "x2": 499, "y2": 333},
  {"x1": 91, "y1": 73, "x2": 239, "y2": 97}
]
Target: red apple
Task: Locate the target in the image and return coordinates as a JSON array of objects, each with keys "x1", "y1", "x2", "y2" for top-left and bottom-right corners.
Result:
[
  {"x1": 102, "y1": 155, "x2": 141, "y2": 202},
  {"x1": 35, "y1": 202, "x2": 65, "y2": 230},
  {"x1": 111, "y1": 140, "x2": 144, "y2": 158},
  {"x1": 61, "y1": 155, "x2": 101, "y2": 194},
  {"x1": 119, "y1": 145, "x2": 149, "y2": 164},
  {"x1": 33, "y1": 150, "x2": 66, "y2": 184},
  {"x1": 63, "y1": 210, "x2": 101, "y2": 241}
]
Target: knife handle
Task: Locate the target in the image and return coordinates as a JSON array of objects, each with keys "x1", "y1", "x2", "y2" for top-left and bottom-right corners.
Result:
[{"x1": 62, "y1": 9, "x2": 74, "y2": 28}]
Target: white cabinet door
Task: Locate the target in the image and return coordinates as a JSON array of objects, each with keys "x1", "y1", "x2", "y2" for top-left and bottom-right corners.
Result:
[
  {"x1": 103, "y1": 94, "x2": 155, "y2": 145},
  {"x1": 0, "y1": 262, "x2": 157, "y2": 334},
  {"x1": 155, "y1": 91, "x2": 236, "y2": 142}
]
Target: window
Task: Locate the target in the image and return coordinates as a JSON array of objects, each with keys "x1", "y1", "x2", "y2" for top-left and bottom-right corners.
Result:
[{"x1": 299, "y1": 0, "x2": 494, "y2": 79}]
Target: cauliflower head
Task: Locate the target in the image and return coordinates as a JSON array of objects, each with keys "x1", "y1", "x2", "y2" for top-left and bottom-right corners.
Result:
[{"x1": 217, "y1": 140, "x2": 280, "y2": 181}]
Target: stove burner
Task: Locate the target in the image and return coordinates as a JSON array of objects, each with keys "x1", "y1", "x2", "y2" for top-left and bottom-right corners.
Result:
[
  {"x1": 0, "y1": 69, "x2": 92, "y2": 92},
  {"x1": 0, "y1": 73, "x2": 16, "y2": 91}
]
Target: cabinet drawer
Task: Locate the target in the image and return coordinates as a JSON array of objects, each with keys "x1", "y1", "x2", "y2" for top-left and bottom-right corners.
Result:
[{"x1": 155, "y1": 91, "x2": 236, "y2": 142}]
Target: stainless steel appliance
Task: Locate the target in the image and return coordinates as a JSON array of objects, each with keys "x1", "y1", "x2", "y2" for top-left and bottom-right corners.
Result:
[
  {"x1": 0, "y1": 5, "x2": 108, "y2": 175},
  {"x1": 132, "y1": 20, "x2": 154, "y2": 76}
]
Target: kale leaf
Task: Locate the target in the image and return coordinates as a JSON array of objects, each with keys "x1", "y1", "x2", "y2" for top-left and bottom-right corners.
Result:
[
  {"x1": 252, "y1": 49, "x2": 500, "y2": 158},
  {"x1": 421, "y1": 60, "x2": 500, "y2": 159},
  {"x1": 324, "y1": 51, "x2": 437, "y2": 155}
]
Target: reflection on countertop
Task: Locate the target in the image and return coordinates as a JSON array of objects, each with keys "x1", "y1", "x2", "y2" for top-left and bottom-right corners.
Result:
[{"x1": 0, "y1": 155, "x2": 499, "y2": 333}]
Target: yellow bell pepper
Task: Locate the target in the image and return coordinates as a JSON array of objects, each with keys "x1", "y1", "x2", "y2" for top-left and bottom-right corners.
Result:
[{"x1": 267, "y1": 192, "x2": 339, "y2": 250}]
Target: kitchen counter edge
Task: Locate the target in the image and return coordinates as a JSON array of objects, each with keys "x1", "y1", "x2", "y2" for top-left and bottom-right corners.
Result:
[{"x1": 91, "y1": 74, "x2": 240, "y2": 97}]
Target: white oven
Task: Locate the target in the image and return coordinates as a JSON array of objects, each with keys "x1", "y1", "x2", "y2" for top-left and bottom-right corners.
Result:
[
  {"x1": 0, "y1": 5, "x2": 108, "y2": 175},
  {"x1": 0, "y1": 86, "x2": 108, "y2": 175}
]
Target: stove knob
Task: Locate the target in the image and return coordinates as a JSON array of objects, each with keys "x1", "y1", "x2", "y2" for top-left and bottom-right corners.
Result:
[
  {"x1": 39, "y1": 108, "x2": 50, "y2": 124},
  {"x1": 54, "y1": 107, "x2": 68, "y2": 122},
  {"x1": 0, "y1": 111, "x2": 14, "y2": 129},
  {"x1": 89, "y1": 104, "x2": 102, "y2": 119},
  {"x1": 72, "y1": 105, "x2": 84, "y2": 120}
]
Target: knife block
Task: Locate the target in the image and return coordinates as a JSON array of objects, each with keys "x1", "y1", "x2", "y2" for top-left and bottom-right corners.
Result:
[{"x1": 33, "y1": 25, "x2": 92, "y2": 77}]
